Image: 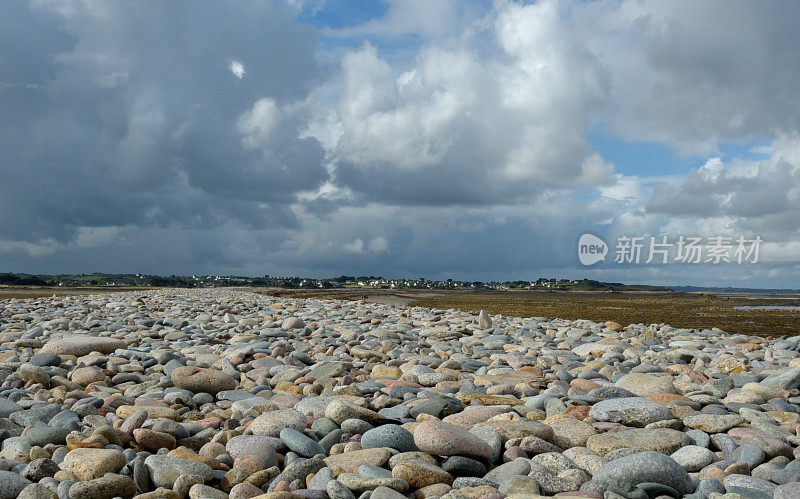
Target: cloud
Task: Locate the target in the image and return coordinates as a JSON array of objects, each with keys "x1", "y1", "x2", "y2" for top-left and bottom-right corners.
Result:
[
  {"x1": 238, "y1": 98, "x2": 280, "y2": 149},
  {"x1": 343, "y1": 238, "x2": 364, "y2": 254},
  {"x1": 577, "y1": 0, "x2": 800, "y2": 154},
  {"x1": 317, "y1": 1, "x2": 616, "y2": 206},
  {"x1": 229, "y1": 60, "x2": 246, "y2": 79},
  {"x1": 647, "y1": 136, "x2": 800, "y2": 242},
  {"x1": 0, "y1": 0, "x2": 326, "y2": 247},
  {"x1": 368, "y1": 236, "x2": 389, "y2": 252},
  {"x1": 340, "y1": 236, "x2": 388, "y2": 255}
]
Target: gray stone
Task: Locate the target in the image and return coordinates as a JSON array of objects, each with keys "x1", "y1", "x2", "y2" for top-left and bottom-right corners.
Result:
[
  {"x1": 29, "y1": 353, "x2": 61, "y2": 367},
  {"x1": 282, "y1": 317, "x2": 307, "y2": 330},
  {"x1": 0, "y1": 470, "x2": 32, "y2": 499},
  {"x1": 143, "y1": 455, "x2": 213, "y2": 488},
  {"x1": 775, "y1": 482, "x2": 800, "y2": 499},
  {"x1": 527, "y1": 462, "x2": 580, "y2": 495},
  {"x1": 57, "y1": 480, "x2": 74, "y2": 499},
  {"x1": 484, "y1": 457, "x2": 530, "y2": 486},
  {"x1": 341, "y1": 419, "x2": 373, "y2": 434},
  {"x1": 326, "y1": 479, "x2": 356, "y2": 499},
  {"x1": 0, "y1": 437, "x2": 33, "y2": 461},
  {"x1": 68, "y1": 476, "x2": 137, "y2": 499},
  {"x1": 332, "y1": 473, "x2": 408, "y2": 494},
  {"x1": 325, "y1": 400, "x2": 383, "y2": 425},
  {"x1": 637, "y1": 482, "x2": 679, "y2": 498},
  {"x1": 441, "y1": 456, "x2": 486, "y2": 477},
  {"x1": 361, "y1": 424, "x2": 416, "y2": 453},
  {"x1": 710, "y1": 433, "x2": 738, "y2": 458},
  {"x1": 358, "y1": 465, "x2": 392, "y2": 479},
  {"x1": 589, "y1": 397, "x2": 675, "y2": 427},
  {"x1": 370, "y1": 485, "x2": 407, "y2": 499},
  {"x1": 468, "y1": 426, "x2": 502, "y2": 463},
  {"x1": 174, "y1": 474, "x2": 205, "y2": 497},
  {"x1": 478, "y1": 310, "x2": 492, "y2": 329},
  {"x1": 760, "y1": 367, "x2": 800, "y2": 390},
  {"x1": 25, "y1": 426, "x2": 71, "y2": 446},
  {"x1": 10, "y1": 404, "x2": 61, "y2": 427},
  {"x1": 683, "y1": 414, "x2": 745, "y2": 433},
  {"x1": 0, "y1": 398, "x2": 23, "y2": 418},
  {"x1": 309, "y1": 363, "x2": 350, "y2": 380},
  {"x1": 250, "y1": 409, "x2": 307, "y2": 437},
  {"x1": 696, "y1": 477, "x2": 726, "y2": 496},
  {"x1": 268, "y1": 457, "x2": 326, "y2": 492},
  {"x1": 408, "y1": 398, "x2": 463, "y2": 419},
  {"x1": 188, "y1": 484, "x2": 228, "y2": 499},
  {"x1": 309, "y1": 467, "x2": 334, "y2": 490},
  {"x1": 686, "y1": 429, "x2": 710, "y2": 448},
  {"x1": 133, "y1": 455, "x2": 149, "y2": 493},
  {"x1": 724, "y1": 474, "x2": 777, "y2": 498},
  {"x1": 20, "y1": 458, "x2": 59, "y2": 482},
  {"x1": 40, "y1": 336, "x2": 125, "y2": 356},
  {"x1": 731, "y1": 443, "x2": 767, "y2": 469},
  {"x1": 226, "y1": 434, "x2": 284, "y2": 461},
  {"x1": 170, "y1": 366, "x2": 236, "y2": 395},
  {"x1": 49, "y1": 411, "x2": 79, "y2": 429},
  {"x1": 670, "y1": 445, "x2": 718, "y2": 472},
  {"x1": 280, "y1": 427, "x2": 324, "y2": 458},
  {"x1": 592, "y1": 451, "x2": 694, "y2": 495}
]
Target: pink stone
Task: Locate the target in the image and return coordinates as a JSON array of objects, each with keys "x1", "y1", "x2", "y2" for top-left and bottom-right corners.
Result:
[
  {"x1": 442, "y1": 406, "x2": 513, "y2": 429},
  {"x1": 592, "y1": 422, "x2": 625, "y2": 433},
  {"x1": 414, "y1": 421, "x2": 494, "y2": 461},
  {"x1": 503, "y1": 446, "x2": 528, "y2": 462},
  {"x1": 194, "y1": 417, "x2": 223, "y2": 429},
  {"x1": 133, "y1": 428, "x2": 176, "y2": 452},
  {"x1": 728, "y1": 427, "x2": 780, "y2": 441}
]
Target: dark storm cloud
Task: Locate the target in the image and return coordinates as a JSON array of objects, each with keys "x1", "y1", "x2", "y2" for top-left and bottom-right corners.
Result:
[{"x1": 0, "y1": 0, "x2": 326, "y2": 245}]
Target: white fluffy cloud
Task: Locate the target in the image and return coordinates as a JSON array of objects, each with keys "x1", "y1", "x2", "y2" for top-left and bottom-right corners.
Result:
[
  {"x1": 648, "y1": 136, "x2": 800, "y2": 243},
  {"x1": 238, "y1": 98, "x2": 280, "y2": 149},
  {"x1": 320, "y1": 1, "x2": 616, "y2": 205},
  {"x1": 229, "y1": 60, "x2": 246, "y2": 79}
]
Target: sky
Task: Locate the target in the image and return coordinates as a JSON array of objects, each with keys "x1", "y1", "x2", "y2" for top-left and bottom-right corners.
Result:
[{"x1": 2, "y1": 0, "x2": 800, "y2": 288}]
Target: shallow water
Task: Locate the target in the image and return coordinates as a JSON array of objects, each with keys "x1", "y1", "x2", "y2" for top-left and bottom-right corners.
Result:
[
  {"x1": 733, "y1": 305, "x2": 800, "y2": 310},
  {"x1": 718, "y1": 295, "x2": 800, "y2": 300}
]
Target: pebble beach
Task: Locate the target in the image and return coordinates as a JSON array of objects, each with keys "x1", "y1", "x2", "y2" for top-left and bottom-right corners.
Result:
[{"x1": 1, "y1": 288, "x2": 799, "y2": 499}]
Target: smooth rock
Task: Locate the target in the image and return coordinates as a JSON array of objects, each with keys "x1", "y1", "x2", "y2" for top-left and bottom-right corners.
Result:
[
  {"x1": 144, "y1": 455, "x2": 214, "y2": 488},
  {"x1": 414, "y1": 421, "x2": 494, "y2": 461},
  {"x1": 40, "y1": 336, "x2": 125, "y2": 356},
  {"x1": 588, "y1": 397, "x2": 674, "y2": 427},
  {"x1": 171, "y1": 366, "x2": 237, "y2": 395},
  {"x1": 361, "y1": 425, "x2": 416, "y2": 453},
  {"x1": 592, "y1": 451, "x2": 694, "y2": 495},
  {"x1": 0, "y1": 470, "x2": 32, "y2": 499},
  {"x1": 250, "y1": 409, "x2": 307, "y2": 437},
  {"x1": 586, "y1": 428, "x2": 689, "y2": 455},
  {"x1": 62, "y1": 448, "x2": 126, "y2": 481}
]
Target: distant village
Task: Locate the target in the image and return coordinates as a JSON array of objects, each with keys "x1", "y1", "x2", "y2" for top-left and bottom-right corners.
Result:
[{"x1": 0, "y1": 272, "x2": 651, "y2": 291}]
